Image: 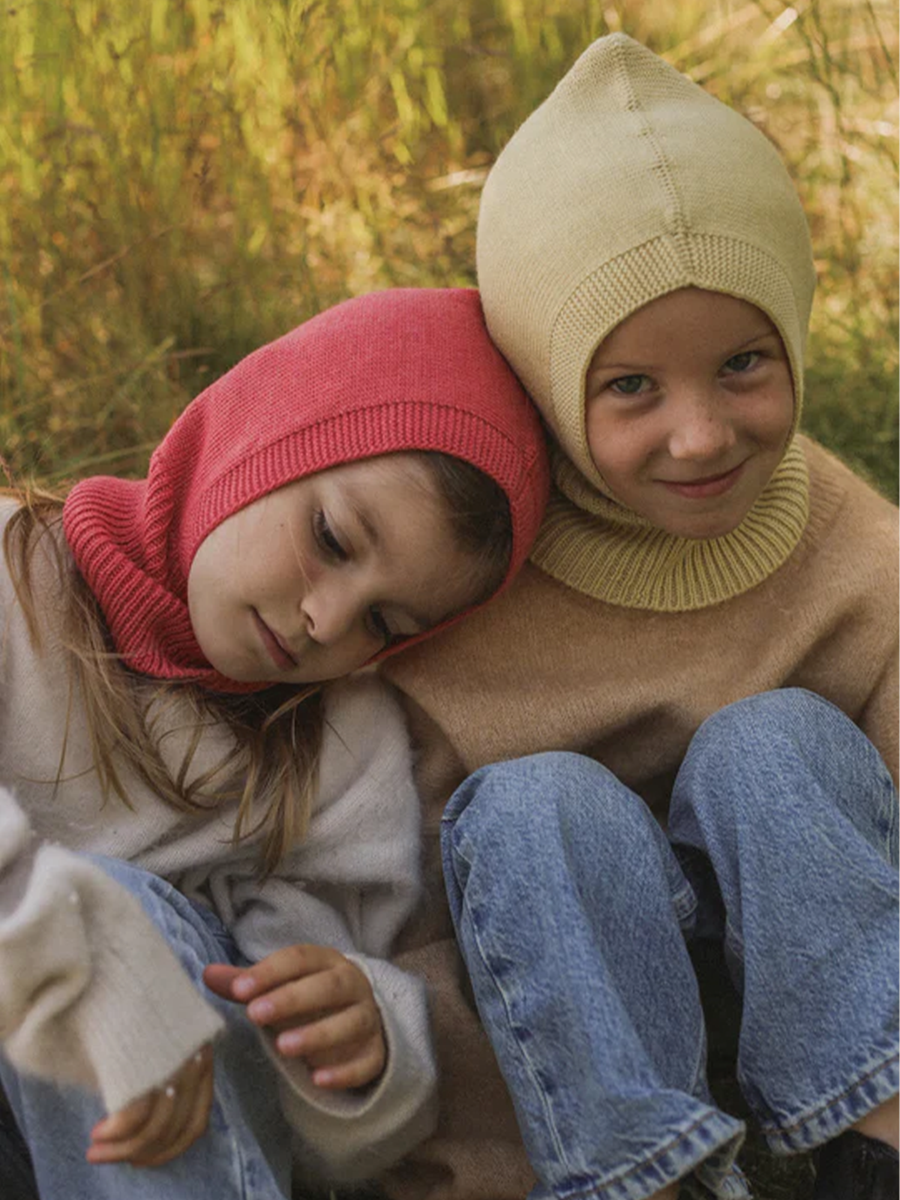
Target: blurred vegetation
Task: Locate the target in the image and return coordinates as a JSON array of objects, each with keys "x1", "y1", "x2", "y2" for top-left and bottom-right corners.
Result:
[{"x1": 0, "y1": 0, "x2": 897, "y2": 499}]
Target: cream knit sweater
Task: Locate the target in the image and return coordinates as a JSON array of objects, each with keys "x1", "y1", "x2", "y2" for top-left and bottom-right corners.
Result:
[
  {"x1": 379, "y1": 436, "x2": 898, "y2": 1199},
  {"x1": 0, "y1": 501, "x2": 436, "y2": 1184}
]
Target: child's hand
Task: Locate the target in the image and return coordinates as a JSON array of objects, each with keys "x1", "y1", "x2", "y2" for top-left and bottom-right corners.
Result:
[
  {"x1": 86, "y1": 1044, "x2": 214, "y2": 1168},
  {"x1": 203, "y1": 945, "x2": 386, "y2": 1091}
]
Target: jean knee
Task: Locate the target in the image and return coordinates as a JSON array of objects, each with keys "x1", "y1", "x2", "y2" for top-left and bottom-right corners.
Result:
[
  {"x1": 677, "y1": 690, "x2": 896, "y2": 851},
  {"x1": 443, "y1": 751, "x2": 665, "y2": 873},
  {"x1": 693, "y1": 687, "x2": 886, "y2": 766}
]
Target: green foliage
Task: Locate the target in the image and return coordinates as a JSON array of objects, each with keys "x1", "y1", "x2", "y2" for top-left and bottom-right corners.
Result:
[{"x1": 0, "y1": 0, "x2": 897, "y2": 500}]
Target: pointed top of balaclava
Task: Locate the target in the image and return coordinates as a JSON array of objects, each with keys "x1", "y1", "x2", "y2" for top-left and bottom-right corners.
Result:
[{"x1": 477, "y1": 32, "x2": 816, "y2": 490}]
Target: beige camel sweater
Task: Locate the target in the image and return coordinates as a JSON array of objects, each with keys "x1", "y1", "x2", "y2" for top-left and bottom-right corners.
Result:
[
  {"x1": 0, "y1": 501, "x2": 437, "y2": 1184},
  {"x1": 378, "y1": 436, "x2": 898, "y2": 1199}
]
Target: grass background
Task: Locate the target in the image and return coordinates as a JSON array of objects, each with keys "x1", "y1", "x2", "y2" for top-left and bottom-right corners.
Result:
[
  {"x1": 1, "y1": 2, "x2": 897, "y2": 1197},
  {"x1": 1, "y1": 0, "x2": 897, "y2": 499}
]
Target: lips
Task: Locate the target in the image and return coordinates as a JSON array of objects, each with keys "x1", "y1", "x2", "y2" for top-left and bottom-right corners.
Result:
[
  {"x1": 660, "y1": 461, "x2": 746, "y2": 499},
  {"x1": 252, "y1": 609, "x2": 298, "y2": 670}
]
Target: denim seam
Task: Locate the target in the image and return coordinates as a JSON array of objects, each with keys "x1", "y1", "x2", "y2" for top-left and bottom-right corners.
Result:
[
  {"x1": 723, "y1": 915, "x2": 744, "y2": 959},
  {"x1": 758, "y1": 1049, "x2": 900, "y2": 1141},
  {"x1": 551, "y1": 1107, "x2": 743, "y2": 1200},
  {"x1": 452, "y1": 844, "x2": 573, "y2": 1171}
]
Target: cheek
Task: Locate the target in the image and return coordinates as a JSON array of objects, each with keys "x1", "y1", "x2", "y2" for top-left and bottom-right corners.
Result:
[
  {"x1": 585, "y1": 408, "x2": 648, "y2": 486},
  {"x1": 753, "y1": 387, "x2": 795, "y2": 450}
]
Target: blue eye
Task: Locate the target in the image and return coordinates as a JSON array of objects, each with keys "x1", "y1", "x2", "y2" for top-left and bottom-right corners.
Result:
[
  {"x1": 723, "y1": 351, "x2": 760, "y2": 374},
  {"x1": 313, "y1": 510, "x2": 348, "y2": 562},
  {"x1": 610, "y1": 374, "x2": 650, "y2": 396}
]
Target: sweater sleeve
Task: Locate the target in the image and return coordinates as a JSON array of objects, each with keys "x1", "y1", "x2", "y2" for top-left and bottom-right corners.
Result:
[
  {"x1": 204, "y1": 674, "x2": 437, "y2": 1184},
  {"x1": 0, "y1": 786, "x2": 224, "y2": 1114}
]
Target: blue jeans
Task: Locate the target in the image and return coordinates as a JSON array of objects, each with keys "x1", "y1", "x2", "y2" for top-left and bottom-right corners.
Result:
[
  {"x1": 442, "y1": 689, "x2": 900, "y2": 1200},
  {"x1": 0, "y1": 857, "x2": 293, "y2": 1200}
]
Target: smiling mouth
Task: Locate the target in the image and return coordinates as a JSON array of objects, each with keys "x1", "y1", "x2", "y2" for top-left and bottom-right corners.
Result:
[
  {"x1": 660, "y1": 461, "x2": 746, "y2": 499},
  {"x1": 252, "y1": 609, "x2": 298, "y2": 670}
]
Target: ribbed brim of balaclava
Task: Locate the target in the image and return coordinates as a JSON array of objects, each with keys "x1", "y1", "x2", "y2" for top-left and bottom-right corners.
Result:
[
  {"x1": 63, "y1": 289, "x2": 550, "y2": 692},
  {"x1": 476, "y1": 33, "x2": 817, "y2": 490}
]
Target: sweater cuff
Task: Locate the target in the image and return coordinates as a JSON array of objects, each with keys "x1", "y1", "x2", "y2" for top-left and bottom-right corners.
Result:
[
  {"x1": 0, "y1": 788, "x2": 224, "y2": 1113},
  {"x1": 269, "y1": 954, "x2": 437, "y2": 1182}
]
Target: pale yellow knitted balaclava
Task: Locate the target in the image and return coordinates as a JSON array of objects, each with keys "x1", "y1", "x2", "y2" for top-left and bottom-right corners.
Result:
[{"x1": 477, "y1": 34, "x2": 818, "y2": 611}]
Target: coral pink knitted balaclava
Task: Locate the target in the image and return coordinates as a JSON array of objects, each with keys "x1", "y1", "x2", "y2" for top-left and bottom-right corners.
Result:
[{"x1": 63, "y1": 289, "x2": 549, "y2": 693}]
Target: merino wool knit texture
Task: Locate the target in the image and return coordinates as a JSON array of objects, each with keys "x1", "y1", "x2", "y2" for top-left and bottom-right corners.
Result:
[
  {"x1": 379, "y1": 436, "x2": 899, "y2": 1200},
  {"x1": 373, "y1": 34, "x2": 898, "y2": 1200},
  {"x1": 477, "y1": 34, "x2": 816, "y2": 610},
  {"x1": 63, "y1": 288, "x2": 548, "y2": 691},
  {"x1": 0, "y1": 502, "x2": 439, "y2": 1181}
]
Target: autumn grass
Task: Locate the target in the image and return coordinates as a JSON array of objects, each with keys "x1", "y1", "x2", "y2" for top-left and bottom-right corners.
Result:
[
  {"x1": 1, "y1": 0, "x2": 897, "y2": 496},
  {"x1": 0, "y1": 3, "x2": 897, "y2": 1196}
]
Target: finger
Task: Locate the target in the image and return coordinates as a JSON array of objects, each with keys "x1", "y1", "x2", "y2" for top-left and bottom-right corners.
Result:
[
  {"x1": 230, "y1": 944, "x2": 343, "y2": 1002},
  {"x1": 248, "y1": 961, "x2": 371, "y2": 1027},
  {"x1": 134, "y1": 1054, "x2": 215, "y2": 1167},
  {"x1": 88, "y1": 1047, "x2": 213, "y2": 1166},
  {"x1": 87, "y1": 1088, "x2": 176, "y2": 1164},
  {"x1": 203, "y1": 963, "x2": 244, "y2": 999},
  {"x1": 275, "y1": 1001, "x2": 381, "y2": 1059},
  {"x1": 130, "y1": 1049, "x2": 213, "y2": 1167},
  {"x1": 89, "y1": 1094, "x2": 155, "y2": 1144},
  {"x1": 310, "y1": 1039, "x2": 387, "y2": 1091}
]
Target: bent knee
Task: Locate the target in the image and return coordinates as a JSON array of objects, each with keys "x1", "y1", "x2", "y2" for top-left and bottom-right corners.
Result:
[
  {"x1": 693, "y1": 688, "x2": 854, "y2": 756},
  {"x1": 442, "y1": 751, "x2": 657, "y2": 857}
]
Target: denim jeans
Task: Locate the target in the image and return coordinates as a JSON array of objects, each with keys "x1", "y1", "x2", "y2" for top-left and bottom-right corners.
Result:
[
  {"x1": 0, "y1": 856, "x2": 293, "y2": 1200},
  {"x1": 442, "y1": 689, "x2": 900, "y2": 1200}
]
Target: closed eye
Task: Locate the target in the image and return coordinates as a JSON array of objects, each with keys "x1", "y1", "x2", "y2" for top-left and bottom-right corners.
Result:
[
  {"x1": 367, "y1": 606, "x2": 397, "y2": 646},
  {"x1": 313, "y1": 509, "x2": 348, "y2": 562}
]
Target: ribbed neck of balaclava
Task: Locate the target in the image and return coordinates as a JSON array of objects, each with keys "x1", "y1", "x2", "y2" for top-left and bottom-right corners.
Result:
[{"x1": 530, "y1": 441, "x2": 808, "y2": 610}]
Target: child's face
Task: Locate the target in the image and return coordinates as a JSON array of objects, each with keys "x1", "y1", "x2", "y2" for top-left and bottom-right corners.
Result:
[
  {"x1": 187, "y1": 454, "x2": 485, "y2": 685},
  {"x1": 584, "y1": 288, "x2": 794, "y2": 539}
]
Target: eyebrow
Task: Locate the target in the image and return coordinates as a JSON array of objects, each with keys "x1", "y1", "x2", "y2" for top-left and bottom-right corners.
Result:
[{"x1": 593, "y1": 326, "x2": 781, "y2": 373}]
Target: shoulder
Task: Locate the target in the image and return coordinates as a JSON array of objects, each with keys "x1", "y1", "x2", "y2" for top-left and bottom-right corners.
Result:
[
  {"x1": 799, "y1": 437, "x2": 897, "y2": 569},
  {"x1": 785, "y1": 438, "x2": 898, "y2": 636},
  {"x1": 315, "y1": 673, "x2": 413, "y2": 811},
  {"x1": 322, "y1": 672, "x2": 408, "y2": 746},
  {"x1": 0, "y1": 498, "x2": 71, "y2": 602},
  {"x1": 801, "y1": 436, "x2": 897, "y2": 532}
]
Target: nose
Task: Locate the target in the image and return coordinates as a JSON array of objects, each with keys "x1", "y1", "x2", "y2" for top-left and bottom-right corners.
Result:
[
  {"x1": 301, "y1": 584, "x2": 360, "y2": 646},
  {"x1": 667, "y1": 385, "x2": 736, "y2": 462}
]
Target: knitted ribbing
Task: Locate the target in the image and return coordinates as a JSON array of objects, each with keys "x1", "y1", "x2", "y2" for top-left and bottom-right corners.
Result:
[
  {"x1": 532, "y1": 442, "x2": 809, "y2": 610},
  {"x1": 63, "y1": 289, "x2": 549, "y2": 691},
  {"x1": 477, "y1": 34, "x2": 816, "y2": 610}
]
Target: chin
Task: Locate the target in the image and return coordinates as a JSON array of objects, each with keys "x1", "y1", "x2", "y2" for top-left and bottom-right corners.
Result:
[
  {"x1": 686, "y1": 519, "x2": 744, "y2": 540},
  {"x1": 661, "y1": 509, "x2": 748, "y2": 540}
]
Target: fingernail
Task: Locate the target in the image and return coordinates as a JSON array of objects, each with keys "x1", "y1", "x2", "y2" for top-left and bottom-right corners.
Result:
[
  {"x1": 313, "y1": 1069, "x2": 333, "y2": 1087},
  {"x1": 277, "y1": 1030, "x2": 304, "y2": 1053},
  {"x1": 248, "y1": 998, "x2": 273, "y2": 1021},
  {"x1": 233, "y1": 976, "x2": 256, "y2": 999}
]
